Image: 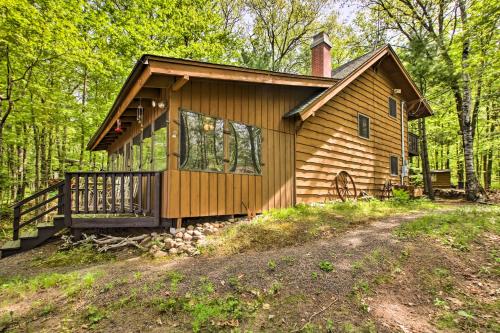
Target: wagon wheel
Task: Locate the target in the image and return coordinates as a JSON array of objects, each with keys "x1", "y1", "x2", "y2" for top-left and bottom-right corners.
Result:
[
  {"x1": 335, "y1": 171, "x2": 357, "y2": 202},
  {"x1": 381, "y1": 179, "x2": 393, "y2": 200}
]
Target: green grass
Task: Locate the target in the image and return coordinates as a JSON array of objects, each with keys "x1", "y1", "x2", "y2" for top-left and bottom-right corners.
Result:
[
  {"x1": 152, "y1": 277, "x2": 259, "y2": 332},
  {"x1": 0, "y1": 271, "x2": 102, "y2": 299},
  {"x1": 166, "y1": 271, "x2": 184, "y2": 292},
  {"x1": 31, "y1": 244, "x2": 115, "y2": 267},
  {"x1": 396, "y1": 206, "x2": 499, "y2": 251},
  {"x1": 85, "y1": 305, "x2": 107, "y2": 326},
  {"x1": 205, "y1": 199, "x2": 438, "y2": 255}
]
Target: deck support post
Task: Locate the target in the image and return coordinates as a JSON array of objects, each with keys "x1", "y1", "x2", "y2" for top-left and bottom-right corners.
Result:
[
  {"x1": 154, "y1": 172, "x2": 161, "y2": 225},
  {"x1": 176, "y1": 218, "x2": 182, "y2": 229},
  {"x1": 64, "y1": 173, "x2": 72, "y2": 227},
  {"x1": 13, "y1": 206, "x2": 20, "y2": 241}
]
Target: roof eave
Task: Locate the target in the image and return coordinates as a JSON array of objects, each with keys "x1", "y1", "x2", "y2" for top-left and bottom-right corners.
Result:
[
  {"x1": 293, "y1": 44, "x2": 435, "y2": 121},
  {"x1": 88, "y1": 55, "x2": 338, "y2": 151},
  {"x1": 87, "y1": 56, "x2": 151, "y2": 151}
]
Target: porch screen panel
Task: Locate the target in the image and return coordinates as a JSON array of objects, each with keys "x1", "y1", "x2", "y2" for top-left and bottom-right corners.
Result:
[
  {"x1": 179, "y1": 110, "x2": 224, "y2": 172},
  {"x1": 117, "y1": 147, "x2": 124, "y2": 171},
  {"x1": 132, "y1": 134, "x2": 141, "y2": 170},
  {"x1": 153, "y1": 112, "x2": 167, "y2": 170},
  {"x1": 124, "y1": 142, "x2": 131, "y2": 170},
  {"x1": 109, "y1": 153, "x2": 117, "y2": 171},
  {"x1": 228, "y1": 121, "x2": 262, "y2": 174},
  {"x1": 142, "y1": 125, "x2": 153, "y2": 170}
]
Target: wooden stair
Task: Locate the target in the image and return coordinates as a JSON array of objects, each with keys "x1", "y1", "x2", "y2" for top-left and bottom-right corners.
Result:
[{"x1": 0, "y1": 216, "x2": 65, "y2": 259}]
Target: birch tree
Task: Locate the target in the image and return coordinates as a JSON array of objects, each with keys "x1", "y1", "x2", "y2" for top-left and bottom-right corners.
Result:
[{"x1": 358, "y1": 0, "x2": 499, "y2": 200}]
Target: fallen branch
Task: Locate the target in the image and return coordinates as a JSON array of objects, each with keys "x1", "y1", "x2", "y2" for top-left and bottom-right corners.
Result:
[{"x1": 291, "y1": 297, "x2": 337, "y2": 333}]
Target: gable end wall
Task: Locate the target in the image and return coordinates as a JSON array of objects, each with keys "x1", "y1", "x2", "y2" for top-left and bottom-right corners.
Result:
[{"x1": 295, "y1": 67, "x2": 409, "y2": 203}]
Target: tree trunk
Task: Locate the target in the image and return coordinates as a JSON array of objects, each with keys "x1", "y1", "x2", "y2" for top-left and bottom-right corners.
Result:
[
  {"x1": 446, "y1": 144, "x2": 450, "y2": 169},
  {"x1": 434, "y1": 149, "x2": 438, "y2": 170},
  {"x1": 458, "y1": 0, "x2": 480, "y2": 201},
  {"x1": 79, "y1": 70, "x2": 88, "y2": 168},
  {"x1": 457, "y1": 145, "x2": 464, "y2": 188},
  {"x1": 47, "y1": 129, "x2": 53, "y2": 181},
  {"x1": 419, "y1": 118, "x2": 434, "y2": 199},
  {"x1": 31, "y1": 102, "x2": 41, "y2": 191},
  {"x1": 40, "y1": 127, "x2": 47, "y2": 188}
]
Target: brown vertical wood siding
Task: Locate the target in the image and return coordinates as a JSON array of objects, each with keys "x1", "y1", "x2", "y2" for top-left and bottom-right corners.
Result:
[
  {"x1": 105, "y1": 65, "x2": 414, "y2": 215},
  {"x1": 165, "y1": 79, "x2": 316, "y2": 218},
  {"x1": 295, "y1": 68, "x2": 410, "y2": 203}
]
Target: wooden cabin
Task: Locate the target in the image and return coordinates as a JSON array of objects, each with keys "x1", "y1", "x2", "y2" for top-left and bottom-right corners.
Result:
[
  {"x1": 87, "y1": 33, "x2": 430, "y2": 222},
  {"x1": 430, "y1": 169, "x2": 452, "y2": 188},
  {"x1": 2, "y1": 33, "x2": 432, "y2": 257}
]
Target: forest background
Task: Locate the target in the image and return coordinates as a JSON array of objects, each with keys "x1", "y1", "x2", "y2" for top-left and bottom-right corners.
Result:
[{"x1": 0, "y1": 0, "x2": 498, "y2": 209}]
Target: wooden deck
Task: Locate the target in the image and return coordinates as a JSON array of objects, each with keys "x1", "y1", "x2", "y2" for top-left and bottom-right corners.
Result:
[{"x1": 64, "y1": 171, "x2": 162, "y2": 227}]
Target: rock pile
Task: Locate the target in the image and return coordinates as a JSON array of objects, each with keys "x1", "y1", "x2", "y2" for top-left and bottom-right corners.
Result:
[
  {"x1": 146, "y1": 219, "x2": 241, "y2": 258},
  {"x1": 61, "y1": 218, "x2": 246, "y2": 257}
]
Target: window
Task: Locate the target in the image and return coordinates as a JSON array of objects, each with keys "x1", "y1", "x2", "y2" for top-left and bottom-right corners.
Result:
[
  {"x1": 142, "y1": 125, "x2": 153, "y2": 170},
  {"x1": 153, "y1": 113, "x2": 168, "y2": 170},
  {"x1": 228, "y1": 121, "x2": 262, "y2": 174},
  {"x1": 389, "y1": 97, "x2": 397, "y2": 118},
  {"x1": 179, "y1": 110, "x2": 224, "y2": 172},
  {"x1": 390, "y1": 156, "x2": 398, "y2": 176},
  {"x1": 431, "y1": 173, "x2": 437, "y2": 182},
  {"x1": 358, "y1": 114, "x2": 370, "y2": 139},
  {"x1": 132, "y1": 134, "x2": 141, "y2": 170}
]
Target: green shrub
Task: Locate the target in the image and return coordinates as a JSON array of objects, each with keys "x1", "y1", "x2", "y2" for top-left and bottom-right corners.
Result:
[
  {"x1": 319, "y1": 260, "x2": 334, "y2": 272},
  {"x1": 391, "y1": 189, "x2": 411, "y2": 204}
]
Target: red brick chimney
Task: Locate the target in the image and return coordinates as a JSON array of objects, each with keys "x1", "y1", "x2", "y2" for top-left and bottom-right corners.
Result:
[{"x1": 311, "y1": 32, "x2": 332, "y2": 77}]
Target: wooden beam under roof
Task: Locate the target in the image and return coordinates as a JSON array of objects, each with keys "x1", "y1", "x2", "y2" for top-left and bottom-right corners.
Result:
[
  {"x1": 149, "y1": 60, "x2": 335, "y2": 88},
  {"x1": 172, "y1": 75, "x2": 189, "y2": 92}
]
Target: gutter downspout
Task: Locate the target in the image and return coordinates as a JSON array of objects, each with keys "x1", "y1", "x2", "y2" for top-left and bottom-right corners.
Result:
[{"x1": 401, "y1": 100, "x2": 406, "y2": 184}]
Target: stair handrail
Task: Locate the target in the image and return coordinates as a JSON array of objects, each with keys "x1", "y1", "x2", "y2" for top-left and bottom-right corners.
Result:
[{"x1": 12, "y1": 181, "x2": 65, "y2": 240}]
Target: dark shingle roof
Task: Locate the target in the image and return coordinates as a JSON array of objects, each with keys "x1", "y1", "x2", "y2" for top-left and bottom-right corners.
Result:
[
  {"x1": 282, "y1": 89, "x2": 328, "y2": 118},
  {"x1": 330, "y1": 48, "x2": 380, "y2": 80},
  {"x1": 284, "y1": 47, "x2": 382, "y2": 118}
]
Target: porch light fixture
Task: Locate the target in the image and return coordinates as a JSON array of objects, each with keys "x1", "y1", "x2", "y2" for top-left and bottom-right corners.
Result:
[
  {"x1": 158, "y1": 101, "x2": 166, "y2": 109},
  {"x1": 151, "y1": 100, "x2": 156, "y2": 108}
]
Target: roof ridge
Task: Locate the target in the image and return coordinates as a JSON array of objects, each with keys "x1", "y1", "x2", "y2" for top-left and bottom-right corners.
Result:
[{"x1": 331, "y1": 44, "x2": 388, "y2": 80}]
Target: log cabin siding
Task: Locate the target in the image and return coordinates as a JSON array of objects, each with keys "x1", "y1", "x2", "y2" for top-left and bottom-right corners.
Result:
[
  {"x1": 295, "y1": 67, "x2": 409, "y2": 203},
  {"x1": 165, "y1": 79, "x2": 316, "y2": 218}
]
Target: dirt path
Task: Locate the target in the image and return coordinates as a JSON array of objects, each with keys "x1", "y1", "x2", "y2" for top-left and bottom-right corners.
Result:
[
  {"x1": 105, "y1": 212, "x2": 454, "y2": 332},
  {"x1": 2, "y1": 208, "x2": 496, "y2": 332}
]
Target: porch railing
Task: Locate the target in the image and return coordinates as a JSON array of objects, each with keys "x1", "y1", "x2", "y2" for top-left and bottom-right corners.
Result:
[
  {"x1": 64, "y1": 171, "x2": 161, "y2": 225},
  {"x1": 409, "y1": 132, "x2": 419, "y2": 156},
  {"x1": 12, "y1": 181, "x2": 65, "y2": 240}
]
